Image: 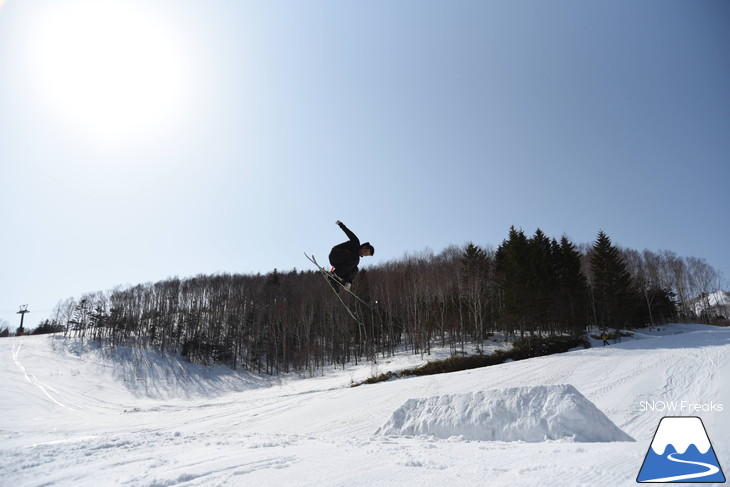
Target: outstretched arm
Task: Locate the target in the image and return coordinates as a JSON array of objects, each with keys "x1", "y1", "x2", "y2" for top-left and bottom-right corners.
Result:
[{"x1": 335, "y1": 220, "x2": 360, "y2": 245}]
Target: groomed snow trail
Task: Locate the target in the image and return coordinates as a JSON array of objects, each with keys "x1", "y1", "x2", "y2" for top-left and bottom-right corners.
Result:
[{"x1": 1, "y1": 324, "x2": 728, "y2": 487}]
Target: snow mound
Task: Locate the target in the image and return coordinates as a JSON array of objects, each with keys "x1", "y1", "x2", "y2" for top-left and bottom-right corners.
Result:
[{"x1": 376, "y1": 384, "x2": 634, "y2": 442}]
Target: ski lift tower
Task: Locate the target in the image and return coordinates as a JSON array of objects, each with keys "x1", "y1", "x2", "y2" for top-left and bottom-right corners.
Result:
[{"x1": 17, "y1": 305, "x2": 29, "y2": 335}]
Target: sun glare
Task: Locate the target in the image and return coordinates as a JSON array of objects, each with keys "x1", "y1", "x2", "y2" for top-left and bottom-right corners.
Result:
[{"x1": 27, "y1": 0, "x2": 189, "y2": 147}]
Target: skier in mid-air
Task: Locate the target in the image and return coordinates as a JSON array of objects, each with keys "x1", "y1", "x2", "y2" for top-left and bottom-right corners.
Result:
[{"x1": 328, "y1": 220, "x2": 374, "y2": 292}]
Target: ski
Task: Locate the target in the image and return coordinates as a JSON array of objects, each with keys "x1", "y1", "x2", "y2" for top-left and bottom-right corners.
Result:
[
  {"x1": 303, "y1": 253, "x2": 373, "y2": 308},
  {"x1": 304, "y1": 253, "x2": 363, "y2": 324}
]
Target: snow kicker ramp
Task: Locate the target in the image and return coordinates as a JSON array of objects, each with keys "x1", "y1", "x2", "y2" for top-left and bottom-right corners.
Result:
[{"x1": 376, "y1": 384, "x2": 634, "y2": 442}]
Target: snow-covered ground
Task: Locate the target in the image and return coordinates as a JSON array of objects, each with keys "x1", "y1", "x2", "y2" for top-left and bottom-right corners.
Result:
[{"x1": 1, "y1": 324, "x2": 728, "y2": 486}]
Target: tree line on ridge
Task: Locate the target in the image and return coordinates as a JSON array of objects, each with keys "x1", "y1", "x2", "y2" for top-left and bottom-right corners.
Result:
[{"x1": 30, "y1": 228, "x2": 724, "y2": 375}]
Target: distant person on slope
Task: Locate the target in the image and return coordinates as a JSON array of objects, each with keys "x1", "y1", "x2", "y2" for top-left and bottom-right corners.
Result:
[{"x1": 328, "y1": 220, "x2": 374, "y2": 292}]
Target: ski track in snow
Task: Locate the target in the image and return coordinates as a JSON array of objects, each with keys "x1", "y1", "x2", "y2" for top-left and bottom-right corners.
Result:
[
  {"x1": 11, "y1": 343, "x2": 78, "y2": 411},
  {"x1": 1, "y1": 325, "x2": 728, "y2": 487}
]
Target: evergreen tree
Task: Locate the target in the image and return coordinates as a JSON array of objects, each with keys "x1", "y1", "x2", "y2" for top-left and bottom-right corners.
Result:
[
  {"x1": 526, "y1": 229, "x2": 555, "y2": 330},
  {"x1": 590, "y1": 231, "x2": 641, "y2": 329},
  {"x1": 553, "y1": 236, "x2": 589, "y2": 333},
  {"x1": 495, "y1": 227, "x2": 531, "y2": 336}
]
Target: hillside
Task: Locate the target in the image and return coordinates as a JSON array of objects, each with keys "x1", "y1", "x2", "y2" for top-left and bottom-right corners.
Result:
[{"x1": 1, "y1": 324, "x2": 728, "y2": 486}]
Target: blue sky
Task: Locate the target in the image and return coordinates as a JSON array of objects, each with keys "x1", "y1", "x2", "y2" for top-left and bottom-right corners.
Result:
[{"x1": 1, "y1": 0, "x2": 728, "y2": 328}]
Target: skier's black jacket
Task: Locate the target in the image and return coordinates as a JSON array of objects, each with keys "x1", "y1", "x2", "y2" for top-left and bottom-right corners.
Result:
[{"x1": 328, "y1": 222, "x2": 361, "y2": 284}]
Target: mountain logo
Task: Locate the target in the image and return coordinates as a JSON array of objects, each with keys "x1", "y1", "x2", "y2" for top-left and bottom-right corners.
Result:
[{"x1": 637, "y1": 416, "x2": 725, "y2": 483}]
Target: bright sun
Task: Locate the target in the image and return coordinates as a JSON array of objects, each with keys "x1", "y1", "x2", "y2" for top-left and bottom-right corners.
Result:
[{"x1": 27, "y1": 0, "x2": 189, "y2": 146}]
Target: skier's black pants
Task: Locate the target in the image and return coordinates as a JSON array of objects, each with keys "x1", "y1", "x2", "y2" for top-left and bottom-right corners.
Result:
[{"x1": 329, "y1": 248, "x2": 358, "y2": 284}]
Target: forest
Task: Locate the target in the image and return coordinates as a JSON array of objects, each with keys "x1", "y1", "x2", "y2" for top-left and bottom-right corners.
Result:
[{"x1": 30, "y1": 228, "x2": 726, "y2": 375}]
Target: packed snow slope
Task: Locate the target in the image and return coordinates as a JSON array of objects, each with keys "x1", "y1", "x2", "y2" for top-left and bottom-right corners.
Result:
[{"x1": 1, "y1": 324, "x2": 728, "y2": 487}]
